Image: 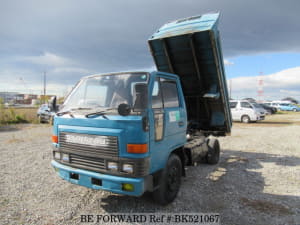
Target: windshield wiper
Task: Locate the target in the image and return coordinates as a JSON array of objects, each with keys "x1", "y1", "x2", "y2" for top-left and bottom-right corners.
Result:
[
  {"x1": 56, "y1": 107, "x2": 92, "y2": 117},
  {"x1": 85, "y1": 108, "x2": 114, "y2": 119},
  {"x1": 85, "y1": 111, "x2": 108, "y2": 119},
  {"x1": 56, "y1": 110, "x2": 74, "y2": 117}
]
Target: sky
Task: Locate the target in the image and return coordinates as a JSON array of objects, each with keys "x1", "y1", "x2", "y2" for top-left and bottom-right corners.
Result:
[{"x1": 0, "y1": 0, "x2": 300, "y2": 101}]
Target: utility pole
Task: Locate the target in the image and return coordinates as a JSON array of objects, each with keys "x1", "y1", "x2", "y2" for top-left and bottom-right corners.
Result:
[
  {"x1": 43, "y1": 71, "x2": 46, "y2": 104},
  {"x1": 257, "y1": 72, "x2": 264, "y2": 103}
]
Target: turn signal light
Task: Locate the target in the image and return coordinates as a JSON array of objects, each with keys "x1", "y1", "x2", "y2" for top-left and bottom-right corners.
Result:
[
  {"x1": 52, "y1": 135, "x2": 58, "y2": 143},
  {"x1": 127, "y1": 144, "x2": 148, "y2": 154}
]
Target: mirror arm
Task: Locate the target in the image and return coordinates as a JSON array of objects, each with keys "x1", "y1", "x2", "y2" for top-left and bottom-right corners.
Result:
[{"x1": 49, "y1": 96, "x2": 57, "y2": 112}]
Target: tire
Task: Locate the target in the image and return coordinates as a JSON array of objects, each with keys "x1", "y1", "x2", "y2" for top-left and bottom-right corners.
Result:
[
  {"x1": 153, "y1": 154, "x2": 182, "y2": 205},
  {"x1": 241, "y1": 115, "x2": 250, "y2": 123},
  {"x1": 206, "y1": 139, "x2": 220, "y2": 165},
  {"x1": 293, "y1": 109, "x2": 297, "y2": 112}
]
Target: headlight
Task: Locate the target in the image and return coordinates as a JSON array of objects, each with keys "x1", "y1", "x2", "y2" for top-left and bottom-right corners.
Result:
[
  {"x1": 54, "y1": 152, "x2": 61, "y2": 160},
  {"x1": 107, "y1": 162, "x2": 118, "y2": 171},
  {"x1": 122, "y1": 164, "x2": 133, "y2": 174},
  {"x1": 62, "y1": 153, "x2": 69, "y2": 162}
]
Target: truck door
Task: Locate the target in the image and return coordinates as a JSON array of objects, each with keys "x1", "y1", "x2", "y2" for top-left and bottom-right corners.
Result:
[
  {"x1": 159, "y1": 77, "x2": 185, "y2": 140},
  {"x1": 149, "y1": 76, "x2": 186, "y2": 173}
]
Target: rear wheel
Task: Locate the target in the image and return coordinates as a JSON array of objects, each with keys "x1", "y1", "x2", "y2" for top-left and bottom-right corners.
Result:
[
  {"x1": 293, "y1": 109, "x2": 297, "y2": 112},
  {"x1": 206, "y1": 139, "x2": 220, "y2": 164},
  {"x1": 153, "y1": 154, "x2": 182, "y2": 205},
  {"x1": 241, "y1": 115, "x2": 250, "y2": 123}
]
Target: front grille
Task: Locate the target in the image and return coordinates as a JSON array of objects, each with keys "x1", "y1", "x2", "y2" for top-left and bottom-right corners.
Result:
[
  {"x1": 59, "y1": 132, "x2": 118, "y2": 158},
  {"x1": 56, "y1": 132, "x2": 149, "y2": 177},
  {"x1": 70, "y1": 154, "x2": 106, "y2": 171}
]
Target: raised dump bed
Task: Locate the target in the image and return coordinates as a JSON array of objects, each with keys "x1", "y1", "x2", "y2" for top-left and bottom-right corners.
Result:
[{"x1": 148, "y1": 13, "x2": 232, "y2": 136}]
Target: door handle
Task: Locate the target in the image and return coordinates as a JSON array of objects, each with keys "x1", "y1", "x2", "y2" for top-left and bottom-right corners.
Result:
[{"x1": 178, "y1": 121, "x2": 184, "y2": 126}]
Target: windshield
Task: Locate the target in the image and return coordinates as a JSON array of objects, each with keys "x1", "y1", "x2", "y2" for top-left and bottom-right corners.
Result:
[
  {"x1": 61, "y1": 72, "x2": 148, "y2": 112},
  {"x1": 252, "y1": 103, "x2": 262, "y2": 108}
]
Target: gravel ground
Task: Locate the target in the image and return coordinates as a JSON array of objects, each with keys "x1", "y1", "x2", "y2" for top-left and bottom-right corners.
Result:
[{"x1": 0, "y1": 113, "x2": 299, "y2": 225}]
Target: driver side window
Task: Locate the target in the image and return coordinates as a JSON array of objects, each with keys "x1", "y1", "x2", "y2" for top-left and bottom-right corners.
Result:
[{"x1": 152, "y1": 80, "x2": 163, "y2": 109}]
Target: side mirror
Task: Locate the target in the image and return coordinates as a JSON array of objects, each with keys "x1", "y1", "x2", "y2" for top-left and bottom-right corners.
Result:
[
  {"x1": 118, "y1": 103, "x2": 131, "y2": 116},
  {"x1": 49, "y1": 96, "x2": 57, "y2": 112},
  {"x1": 133, "y1": 83, "x2": 148, "y2": 111}
]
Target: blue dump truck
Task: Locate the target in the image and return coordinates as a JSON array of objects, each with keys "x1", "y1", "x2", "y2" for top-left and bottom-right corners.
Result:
[{"x1": 51, "y1": 13, "x2": 232, "y2": 205}]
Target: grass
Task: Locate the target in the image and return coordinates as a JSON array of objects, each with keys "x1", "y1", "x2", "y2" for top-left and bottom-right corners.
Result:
[
  {"x1": 274, "y1": 110, "x2": 300, "y2": 114},
  {"x1": 0, "y1": 107, "x2": 39, "y2": 125},
  {"x1": 274, "y1": 111, "x2": 286, "y2": 114}
]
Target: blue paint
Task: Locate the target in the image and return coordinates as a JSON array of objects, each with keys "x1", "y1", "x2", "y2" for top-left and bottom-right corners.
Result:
[
  {"x1": 54, "y1": 116, "x2": 150, "y2": 159},
  {"x1": 51, "y1": 71, "x2": 187, "y2": 195},
  {"x1": 151, "y1": 13, "x2": 220, "y2": 39},
  {"x1": 149, "y1": 13, "x2": 232, "y2": 134},
  {"x1": 51, "y1": 160, "x2": 145, "y2": 196},
  {"x1": 147, "y1": 72, "x2": 187, "y2": 173}
]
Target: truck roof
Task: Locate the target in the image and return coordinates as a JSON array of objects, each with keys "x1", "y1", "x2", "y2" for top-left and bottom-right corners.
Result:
[{"x1": 148, "y1": 13, "x2": 232, "y2": 136}]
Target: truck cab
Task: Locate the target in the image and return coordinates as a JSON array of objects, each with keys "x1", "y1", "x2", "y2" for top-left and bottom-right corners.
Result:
[
  {"x1": 51, "y1": 71, "x2": 187, "y2": 199},
  {"x1": 51, "y1": 13, "x2": 231, "y2": 205}
]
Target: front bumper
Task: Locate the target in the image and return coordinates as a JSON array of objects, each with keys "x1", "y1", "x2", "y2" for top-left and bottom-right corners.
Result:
[
  {"x1": 40, "y1": 113, "x2": 51, "y2": 122},
  {"x1": 51, "y1": 160, "x2": 146, "y2": 196},
  {"x1": 257, "y1": 115, "x2": 265, "y2": 120}
]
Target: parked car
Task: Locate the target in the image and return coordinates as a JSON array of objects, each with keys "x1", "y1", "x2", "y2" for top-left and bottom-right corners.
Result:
[
  {"x1": 264, "y1": 102, "x2": 281, "y2": 109},
  {"x1": 230, "y1": 100, "x2": 265, "y2": 123},
  {"x1": 251, "y1": 102, "x2": 268, "y2": 115},
  {"x1": 278, "y1": 103, "x2": 300, "y2": 112},
  {"x1": 37, "y1": 104, "x2": 55, "y2": 124},
  {"x1": 259, "y1": 103, "x2": 277, "y2": 114}
]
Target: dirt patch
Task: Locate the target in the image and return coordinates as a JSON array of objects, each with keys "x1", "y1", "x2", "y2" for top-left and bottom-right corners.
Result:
[
  {"x1": 240, "y1": 197, "x2": 293, "y2": 215},
  {"x1": 0, "y1": 114, "x2": 299, "y2": 225}
]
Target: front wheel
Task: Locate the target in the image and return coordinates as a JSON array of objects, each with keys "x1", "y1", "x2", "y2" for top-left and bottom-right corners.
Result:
[
  {"x1": 293, "y1": 109, "x2": 297, "y2": 112},
  {"x1": 241, "y1": 115, "x2": 250, "y2": 123},
  {"x1": 153, "y1": 154, "x2": 182, "y2": 205}
]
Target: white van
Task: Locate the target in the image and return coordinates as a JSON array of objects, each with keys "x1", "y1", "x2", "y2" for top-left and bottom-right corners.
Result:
[{"x1": 230, "y1": 100, "x2": 266, "y2": 123}]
